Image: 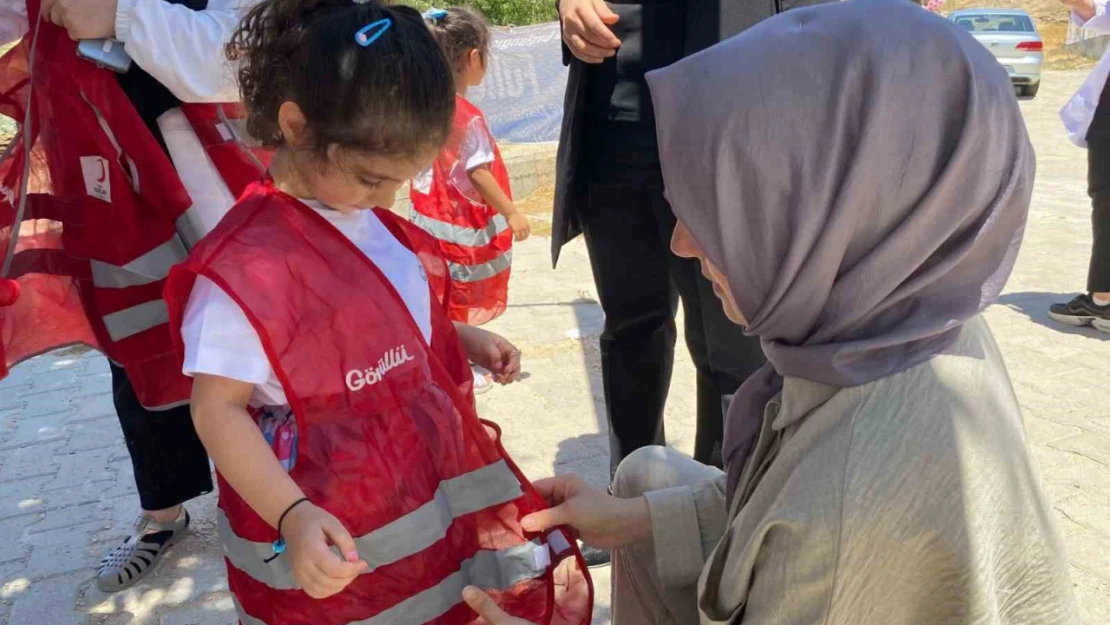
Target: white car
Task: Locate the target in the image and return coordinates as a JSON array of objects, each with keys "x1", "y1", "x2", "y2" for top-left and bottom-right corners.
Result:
[{"x1": 951, "y1": 8, "x2": 1043, "y2": 98}]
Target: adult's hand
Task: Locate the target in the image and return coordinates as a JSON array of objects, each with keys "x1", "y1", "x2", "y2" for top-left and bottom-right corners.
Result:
[
  {"x1": 41, "y1": 0, "x2": 118, "y2": 40},
  {"x1": 559, "y1": 0, "x2": 621, "y2": 64},
  {"x1": 1061, "y1": 0, "x2": 1097, "y2": 22},
  {"x1": 521, "y1": 473, "x2": 651, "y2": 550},
  {"x1": 463, "y1": 587, "x2": 536, "y2": 625}
]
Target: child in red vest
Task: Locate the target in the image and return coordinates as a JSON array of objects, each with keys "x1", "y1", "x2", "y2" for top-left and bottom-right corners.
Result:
[
  {"x1": 410, "y1": 7, "x2": 527, "y2": 393},
  {"x1": 163, "y1": 2, "x2": 590, "y2": 624}
]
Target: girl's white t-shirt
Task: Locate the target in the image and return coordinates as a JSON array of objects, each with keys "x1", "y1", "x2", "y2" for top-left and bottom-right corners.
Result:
[
  {"x1": 180, "y1": 201, "x2": 433, "y2": 406},
  {"x1": 411, "y1": 116, "x2": 495, "y2": 203}
]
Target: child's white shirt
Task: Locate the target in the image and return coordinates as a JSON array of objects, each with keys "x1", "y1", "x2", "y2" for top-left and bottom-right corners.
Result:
[
  {"x1": 412, "y1": 116, "x2": 496, "y2": 202},
  {"x1": 180, "y1": 201, "x2": 433, "y2": 406}
]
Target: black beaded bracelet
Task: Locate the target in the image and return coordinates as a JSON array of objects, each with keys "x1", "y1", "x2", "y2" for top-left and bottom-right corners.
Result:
[{"x1": 264, "y1": 497, "x2": 310, "y2": 563}]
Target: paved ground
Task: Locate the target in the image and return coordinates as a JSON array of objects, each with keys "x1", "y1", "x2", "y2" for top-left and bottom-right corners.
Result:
[{"x1": 2, "y1": 70, "x2": 1109, "y2": 625}]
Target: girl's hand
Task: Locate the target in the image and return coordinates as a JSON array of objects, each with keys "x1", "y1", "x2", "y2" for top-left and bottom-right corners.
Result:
[
  {"x1": 521, "y1": 474, "x2": 652, "y2": 550},
  {"x1": 463, "y1": 587, "x2": 536, "y2": 625},
  {"x1": 282, "y1": 502, "x2": 368, "y2": 599},
  {"x1": 507, "y1": 211, "x2": 531, "y2": 242},
  {"x1": 455, "y1": 324, "x2": 522, "y2": 384}
]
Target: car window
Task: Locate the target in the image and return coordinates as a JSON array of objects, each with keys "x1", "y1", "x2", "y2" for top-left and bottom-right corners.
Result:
[{"x1": 955, "y1": 14, "x2": 1035, "y2": 33}]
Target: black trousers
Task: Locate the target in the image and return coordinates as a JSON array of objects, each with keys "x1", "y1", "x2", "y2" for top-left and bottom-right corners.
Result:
[
  {"x1": 578, "y1": 123, "x2": 766, "y2": 474},
  {"x1": 1087, "y1": 138, "x2": 1110, "y2": 293},
  {"x1": 111, "y1": 363, "x2": 213, "y2": 511}
]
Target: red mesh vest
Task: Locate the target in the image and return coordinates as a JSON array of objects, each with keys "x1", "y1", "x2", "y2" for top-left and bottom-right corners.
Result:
[
  {"x1": 0, "y1": 0, "x2": 267, "y2": 409},
  {"x1": 164, "y1": 181, "x2": 592, "y2": 625},
  {"x1": 410, "y1": 95, "x2": 513, "y2": 326}
]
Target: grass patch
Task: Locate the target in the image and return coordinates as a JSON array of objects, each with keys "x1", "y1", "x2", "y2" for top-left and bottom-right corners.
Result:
[{"x1": 405, "y1": 0, "x2": 557, "y2": 26}]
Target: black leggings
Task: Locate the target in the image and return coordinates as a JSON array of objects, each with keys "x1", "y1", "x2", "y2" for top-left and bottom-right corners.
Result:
[
  {"x1": 1087, "y1": 138, "x2": 1110, "y2": 293},
  {"x1": 111, "y1": 363, "x2": 212, "y2": 511}
]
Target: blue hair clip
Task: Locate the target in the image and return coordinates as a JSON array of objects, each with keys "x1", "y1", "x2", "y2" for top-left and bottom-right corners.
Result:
[
  {"x1": 355, "y1": 18, "x2": 392, "y2": 46},
  {"x1": 423, "y1": 8, "x2": 448, "y2": 20}
]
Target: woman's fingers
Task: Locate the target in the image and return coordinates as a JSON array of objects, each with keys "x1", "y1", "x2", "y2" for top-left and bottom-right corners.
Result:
[
  {"x1": 530, "y1": 475, "x2": 580, "y2": 505},
  {"x1": 521, "y1": 502, "x2": 572, "y2": 534}
]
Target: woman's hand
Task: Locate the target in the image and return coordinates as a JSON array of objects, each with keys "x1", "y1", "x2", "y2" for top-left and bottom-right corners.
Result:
[
  {"x1": 463, "y1": 587, "x2": 536, "y2": 625},
  {"x1": 522, "y1": 474, "x2": 651, "y2": 550},
  {"x1": 454, "y1": 324, "x2": 522, "y2": 384},
  {"x1": 282, "y1": 502, "x2": 368, "y2": 599},
  {"x1": 559, "y1": 0, "x2": 621, "y2": 64}
]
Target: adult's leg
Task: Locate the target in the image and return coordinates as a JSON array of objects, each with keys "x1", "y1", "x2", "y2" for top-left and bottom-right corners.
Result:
[
  {"x1": 1088, "y1": 137, "x2": 1110, "y2": 297},
  {"x1": 649, "y1": 191, "x2": 766, "y2": 467},
  {"x1": 111, "y1": 362, "x2": 212, "y2": 511},
  {"x1": 610, "y1": 446, "x2": 725, "y2": 625},
  {"x1": 99, "y1": 362, "x2": 212, "y2": 592},
  {"x1": 1051, "y1": 138, "x2": 1110, "y2": 330},
  {"x1": 579, "y1": 181, "x2": 678, "y2": 475}
]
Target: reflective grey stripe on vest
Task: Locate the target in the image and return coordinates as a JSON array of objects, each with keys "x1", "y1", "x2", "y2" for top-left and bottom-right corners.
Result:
[
  {"x1": 233, "y1": 542, "x2": 549, "y2": 625},
  {"x1": 447, "y1": 250, "x2": 512, "y2": 284},
  {"x1": 412, "y1": 212, "x2": 509, "y2": 249},
  {"x1": 220, "y1": 460, "x2": 524, "y2": 590},
  {"x1": 102, "y1": 300, "x2": 170, "y2": 341},
  {"x1": 175, "y1": 211, "x2": 204, "y2": 249},
  {"x1": 91, "y1": 235, "x2": 188, "y2": 288}
]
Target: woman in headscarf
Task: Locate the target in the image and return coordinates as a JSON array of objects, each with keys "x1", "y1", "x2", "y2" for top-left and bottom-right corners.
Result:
[{"x1": 459, "y1": 1, "x2": 1080, "y2": 623}]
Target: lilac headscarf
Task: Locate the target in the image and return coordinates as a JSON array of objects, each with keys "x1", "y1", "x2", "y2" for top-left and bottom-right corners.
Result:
[{"x1": 646, "y1": 0, "x2": 1034, "y2": 498}]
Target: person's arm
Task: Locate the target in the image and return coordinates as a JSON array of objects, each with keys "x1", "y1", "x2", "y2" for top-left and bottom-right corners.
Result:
[
  {"x1": 191, "y1": 374, "x2": 368, "y2": 598},
  {"x1": 0, "y1": 0, "x2": 27, "y2": 48},
  {"x1": 459, "y1": 118, "x2": 530, "y2": 241},
  {"x1": 190, "y1": 375, "x2": 303, "y2": 529},
  {"x1": 462, "y1": 472, "x2": 727, "y2": 625},
  {"x1": 469, "y1": 167, "x2": 530, "y2": 242},
  {"x1": 641, "y1": 475, "x2": 729, "y2": 588},
  {"x1": 1065, "y1": 0, "x2": 1110, "y2": 32},
  {"x1": 116, "y1": 0, "x2": 251, "y2": 102},
  {"x1": 40, "y1": 0, "x2": 250, "y2": 102}
]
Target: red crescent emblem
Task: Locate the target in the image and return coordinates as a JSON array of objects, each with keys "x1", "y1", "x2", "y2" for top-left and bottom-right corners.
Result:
[{"x1": 96, "y1": 160, "x2": 107, "y2": 184}]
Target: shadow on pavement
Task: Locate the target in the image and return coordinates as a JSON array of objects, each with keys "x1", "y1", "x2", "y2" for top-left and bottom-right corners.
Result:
[{"x1": 995, "y1": 291, "x2": 1109, "y2": 340}]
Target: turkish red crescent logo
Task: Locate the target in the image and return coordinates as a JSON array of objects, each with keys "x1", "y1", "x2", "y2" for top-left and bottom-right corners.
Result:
[{"x1": 96, "y1": 160, "x2": 106, "y2": 184}]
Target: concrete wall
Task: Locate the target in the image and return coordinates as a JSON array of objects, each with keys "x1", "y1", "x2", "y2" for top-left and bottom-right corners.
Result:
[{"x1": 1067, "y1": 33, "x2": 1110, "y2": 59}]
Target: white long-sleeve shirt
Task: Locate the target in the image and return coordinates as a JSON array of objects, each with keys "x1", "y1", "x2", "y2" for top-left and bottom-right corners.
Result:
[
  {"x1": 1061, "y1": 0, "x2": 1110, "y2": 147},
  {"x1": 0, "y1": 0, "x2": 257, "y2": 239}
]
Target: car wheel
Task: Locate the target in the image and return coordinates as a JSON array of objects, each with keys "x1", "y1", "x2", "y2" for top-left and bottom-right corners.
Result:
[{"x1": 1023, "y1": 83, "x2": 1040, "y2": 98}]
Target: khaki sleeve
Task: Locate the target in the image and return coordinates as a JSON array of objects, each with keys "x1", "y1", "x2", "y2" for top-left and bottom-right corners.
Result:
[{"x1": 644, "y1": 474, "x2": 728, "y2": 588}]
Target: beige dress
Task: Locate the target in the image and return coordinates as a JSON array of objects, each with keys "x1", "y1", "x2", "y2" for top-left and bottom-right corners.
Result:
[{"x1": 611, "y1": 317, "x2": 1079, "y2": 625}]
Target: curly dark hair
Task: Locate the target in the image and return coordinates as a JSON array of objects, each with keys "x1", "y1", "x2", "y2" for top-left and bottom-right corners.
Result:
[
  {"x1": 425, "y1": 6, "x2": 490, "y2": 66},
  {"x1": 226, "y1": 0, "x2": 455, "y2": 159}
]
